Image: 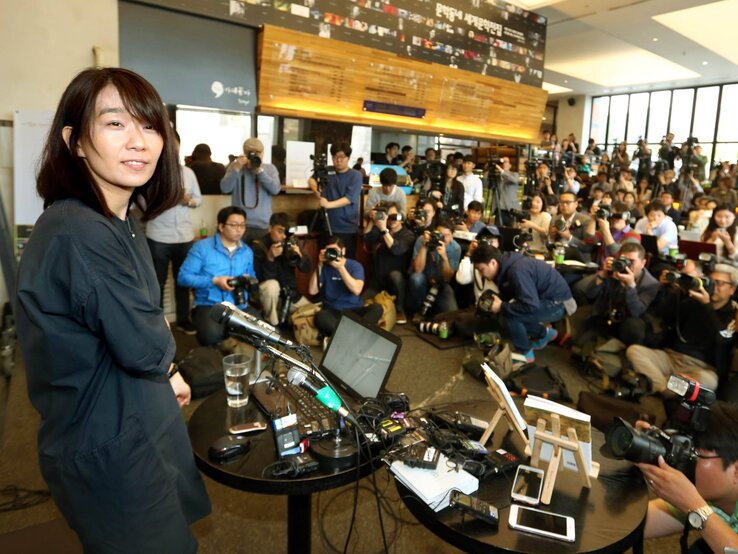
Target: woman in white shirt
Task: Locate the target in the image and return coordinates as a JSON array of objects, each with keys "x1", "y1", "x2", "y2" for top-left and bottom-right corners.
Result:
[
  {"x1": 701, "y1": 205, "x2": 738, "y2": 265},
  {"x1": 518, "y1": 192, "x2": 552, "y2": 252}
]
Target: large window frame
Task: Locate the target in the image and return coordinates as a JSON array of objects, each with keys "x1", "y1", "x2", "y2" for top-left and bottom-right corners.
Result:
[{"x1": 589, "y1": 81, "x2": 738, "y2": 173}]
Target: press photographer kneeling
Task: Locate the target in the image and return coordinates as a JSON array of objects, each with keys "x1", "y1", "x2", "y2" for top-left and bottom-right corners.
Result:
[{"x1": 606, "y1": 379, "x2": 738, "y2": 552}]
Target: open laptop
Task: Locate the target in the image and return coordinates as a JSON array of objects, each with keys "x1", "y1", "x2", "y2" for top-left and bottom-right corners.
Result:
[
  {"x1": 252, "y1": 311, "x2": 402, "y2": 434},
  {"x1": 678, "y1": 239, "x2": 717, "y2": 260}
]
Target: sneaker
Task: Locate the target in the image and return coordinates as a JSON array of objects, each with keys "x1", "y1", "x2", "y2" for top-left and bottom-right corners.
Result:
[
  {"x1": 176, "y1": 321, "x2": 197, "y2": 336},
  {"x1": 531, "y1": 326, "x2": 558, "y2": 351},
  {"x1": 396, "y1": 312, "x2": 407, "y2": 325},
  {"x1": 512, "y1": 350, "x2": 535, "y2": 364}
]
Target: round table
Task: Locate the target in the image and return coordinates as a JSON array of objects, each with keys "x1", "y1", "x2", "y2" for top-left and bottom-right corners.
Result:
[
  {"x1": 396, "y1": 401, "x2": 649, "y2": 554},
  {"x1": 188, "y1": 390, "x2": 379, "y2": 554}
]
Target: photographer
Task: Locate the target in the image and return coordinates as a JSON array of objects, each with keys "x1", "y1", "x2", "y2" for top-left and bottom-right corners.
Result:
[
  {"x1": 578, "y1": 242, "x2": 659, "y2": 347},
  {"x1": 178, "y1": 206, "x2": 258, "y2": 346},
  {"x1": 470, "y1": 243, "x2": 575, "y2": 363},
  {"x1": 459, "y1": 155, "x2": 483, "y2": 212},
  {"x1": 492, "y1": 157, "x2": 521, "y2": 226},
  {"x1": 549, "y1": 191, "x2": 592, "y2": 262},
  {"x1": 252, "y1": 212, "x2": 312, "y2": 326},
  {"x1": 584, "y1": 201, "x2": 641, "y2": 264},
  {"x1": 635, "y1": 199, "x2": 679, "y2": 255},
  {"x1": 625, "y1": 264, "x2": 738, "y2": 393},
  {"x1": 409, "y1": 198, "x2": 438, "y2": 234},
  {"x1": 517, "y1": 192, "x2": 551, "y2": 252},
  {"x1": 659, "y1": 132, "x2": 677, "y2": 170},
  {"x1": 366, "y1": 167, "x2": 407, "y2": 215},
  {"x1": 220, "y1": 137, "x2": 282, "y2": 245},
  {"x1": 428, "y1": 163, "x2": 465, "y2": 216},
  {"x1": 409, "y1": 218, "x2": 462, "y2": 319},
  {"x1": 456, "y1": 200, "x2": 485, "y2": 234},
  {"x1": 364, "y1": 203, "x2": 415, "y2": 324},
  {"x1": 308, "y1": 236, "x2": 382, "y2": 338},
  {"x1": 637, "y1": 401, "x2": 738, "y2": 552},
  {"x1": 308, "y1": 142, "x2": 363, "y2": 259}
]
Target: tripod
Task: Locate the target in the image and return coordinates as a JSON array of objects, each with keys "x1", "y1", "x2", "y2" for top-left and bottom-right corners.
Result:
[{"x1": 487, "y1": 166, "x2": 504, "y2": 226}]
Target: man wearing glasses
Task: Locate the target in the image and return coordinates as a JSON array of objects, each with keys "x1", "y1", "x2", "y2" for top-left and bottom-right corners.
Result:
[
  {"x1": 625, "y1": 264, "x2": 738, "y2": 394},
  {"x1": 220, "y1": 137, "x2": 282, "y2": 246},
  {"x1": 178, "y1": 207, "x2": 257, "y2": 346},
  {"x1": 308, "y1": 142, "x2": 362, "y2": 259},
  {"x1": 637, "y1": 401, "x2": 738, "y2": 552},
  {"x1": 549, "y1": 191, "x2": 592, "y2": 262}
]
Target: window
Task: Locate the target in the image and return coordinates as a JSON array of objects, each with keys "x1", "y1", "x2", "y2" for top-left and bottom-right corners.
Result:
[
  {"x1": 669, "y1": 88, "x2": 694, "y2": 143},
  {"x1": 176, "y1": 106, "x2": 251, "y2": 166},
  {"x1": 590, "y1": 97, "x2": 609, "y2": 144},
  {"x1": 717, "y1": 84, "x2": 738, "y2": 142},
  {"x1": 693, "y1": 87, "x2": 719, "y2": 143},
  {"x1": 647, "y1": 91, "x2": 671, "y2": 143},
  {"x1": 607, "y1": 95, "x2": 628, "y2": 146},
  {"x1": 626, "y1": 93, "x2": 649, "y2": 144}
]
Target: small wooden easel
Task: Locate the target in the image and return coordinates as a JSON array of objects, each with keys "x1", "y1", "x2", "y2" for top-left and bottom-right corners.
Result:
[
  {"x1": 530, "y1": 414, "x2": 600, "y2": 505},
  {"x1": 479, "y1": 364, "x2": 530, "y2": 456}
]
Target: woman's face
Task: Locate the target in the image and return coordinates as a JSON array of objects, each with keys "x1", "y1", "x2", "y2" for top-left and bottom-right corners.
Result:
[
  {"x1": 446, "y1": 165, "x2": 458, "y2": 178},
  {"x1": 74, "y1": 85, "x2": 163, "y2": 196},
  {"x1": 530, "y1": 195, "x2": 543, "y2": 213},
  {"x1": 715, "y1": 209, "x2": 735, "y2": 230}
]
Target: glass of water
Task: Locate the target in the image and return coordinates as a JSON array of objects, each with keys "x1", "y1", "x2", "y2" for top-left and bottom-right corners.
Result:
[{"x1": 222, "y1": 353, "x2": 253, "y2": 408}]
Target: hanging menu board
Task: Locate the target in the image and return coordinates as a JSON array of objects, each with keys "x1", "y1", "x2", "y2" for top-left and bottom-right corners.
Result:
[
  {"x1": 143, "y1": 0, "x2": 546, "y2": 87},
  {"x1": 258, "y1": 25, "x2": 547, "y2": 143}
]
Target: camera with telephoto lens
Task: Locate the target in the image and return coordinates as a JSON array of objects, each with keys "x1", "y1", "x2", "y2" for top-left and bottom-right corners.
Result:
[
  {"x1": 282, "y1": 235, "x2": 301, "y2": 266},
  {"x1": 324, "y1": 247, "x2": 342, "y2": 262},
  {"x1": 278, "y1": 285, "x2": 299, "y2": 326},
  {"x1": 605, "y1": 375, "x2": 715, "y2": 477},
  {"x1": 419, "y1": 284, "x2": 440, "y2": 316},
  {"x1": 663, "y1": 271, "x2": 715, "y2": 296},
  {"x1": 698, "y1": 252, "x2": 717, "y2": 275},
  {"x1": 247, "y1": 152, "x2": 261, "y2": 169},
  {"x1": 418, "y1": 321, "x2": 442, "y2": 335},
  {"x1": 611, "y1": 257, "x2": 632, "y2": 274},
  {"x1": 227, "y1": 275, "x2": 259, "y2": 306},
  {"x1": 427, "y1": 231, "x2": 443, "y2": 250}
]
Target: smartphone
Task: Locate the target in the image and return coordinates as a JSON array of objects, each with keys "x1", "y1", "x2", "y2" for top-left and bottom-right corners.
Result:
[
  {"x1": 229, "y1": 421, "x2": 268, "y2": 435},
  {"x1": 449, "y1": 490, "x2": 499, "y2": 526},
  {"x1": 508, "y1": 504, "x2": 575, "y2": 543},
  {"x1": 510, "y1": 465, "x2": 544, "y2": 505}
]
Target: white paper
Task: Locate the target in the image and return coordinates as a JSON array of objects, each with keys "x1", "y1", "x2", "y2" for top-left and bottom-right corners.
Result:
[
  {"x1": 481, "y1": 363, "x2": 527, "y2": 430},
  {"x1": 286, "y1": 141, "x2": 315, "y2": 188}
]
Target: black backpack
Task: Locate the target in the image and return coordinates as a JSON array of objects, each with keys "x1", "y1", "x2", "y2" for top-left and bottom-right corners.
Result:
[{"x1": 504, "y1": 364, "x2": 571, "y2": 403}]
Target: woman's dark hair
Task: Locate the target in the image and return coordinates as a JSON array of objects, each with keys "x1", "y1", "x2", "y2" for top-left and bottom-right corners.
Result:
[
  {"x1": 695, "y1": 401, "x2": 738, "y2": 469},
  {"x1": 217, "y1": 206, "x2": 247, "y2": 226},
  {"x1": 529, "y1": 191, "x2": 547, "y2": 211},
  {"x1": 37, "y1": 67, "x2": 181, "y2": 221},
  {"x1": 701, "y1": 204, "x2": 737, "y2": 242}
]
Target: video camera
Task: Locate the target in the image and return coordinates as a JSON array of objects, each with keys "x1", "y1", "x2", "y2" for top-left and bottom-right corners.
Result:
[
  {"x1": 310, "y1": 153, "x2": 335, "y2": 190},
  {"x1": 227, "y1": 275, "x2": 259, "y2": 306},
  {"x1": 605, "y1": 375, "x2": 716, "y2": 476}
]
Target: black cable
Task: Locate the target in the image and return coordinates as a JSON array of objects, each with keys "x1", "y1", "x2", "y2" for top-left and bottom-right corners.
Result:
[{"x1": 0, "y1": 485, "x2": 51, "y2": 512}]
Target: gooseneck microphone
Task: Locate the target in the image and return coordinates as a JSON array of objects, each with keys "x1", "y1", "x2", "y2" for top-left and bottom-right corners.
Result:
[
  {"x1": 210, "y1": 302, "x2": 294, "y2": 347},
  {"x1": 287, "y1": 367, "x2": 350, "y2": 418}
]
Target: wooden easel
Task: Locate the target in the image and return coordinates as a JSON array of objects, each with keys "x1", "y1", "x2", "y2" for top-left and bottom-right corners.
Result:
[
  {"x1": 479, "y1": 366, "x2": 530, "y2": 456},
  {"x1": 530, "y1": 414, "x2": 600, "y2": 505}
]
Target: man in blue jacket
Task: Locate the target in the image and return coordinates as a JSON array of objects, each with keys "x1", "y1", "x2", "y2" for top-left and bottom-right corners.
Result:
[
  {"x1": 178, "y1": 206, "x2": 256, "y2": 346},
  {"x1": 471, "y1": 244, "x2": 575, "y2": 363}
]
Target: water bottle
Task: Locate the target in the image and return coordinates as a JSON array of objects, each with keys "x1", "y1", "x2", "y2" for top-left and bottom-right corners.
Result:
[
  {"x1": 554, "y1": 243, "x2": 566, "y2": 265},
  {"x1": 438, "y1": 321, "x2": 449, "y2": 340}
]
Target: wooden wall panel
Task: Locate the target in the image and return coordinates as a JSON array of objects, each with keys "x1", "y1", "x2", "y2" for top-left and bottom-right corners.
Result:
[{"x1": 257, "y1": 26, "x2": 547, "y2": 143}]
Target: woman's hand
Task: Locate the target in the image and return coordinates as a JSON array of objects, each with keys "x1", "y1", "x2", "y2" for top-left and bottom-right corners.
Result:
[{"x1": 169, "y1": 372, "x2": 191, "y2": 408}]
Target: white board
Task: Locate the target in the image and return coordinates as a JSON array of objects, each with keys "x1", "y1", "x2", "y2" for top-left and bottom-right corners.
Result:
[
  {"x1": 285, "y1": 140, "x2": 315, "y2": 188},
  {"x1": 13, "y1": 110, "x2": 53, "y2": 226}
]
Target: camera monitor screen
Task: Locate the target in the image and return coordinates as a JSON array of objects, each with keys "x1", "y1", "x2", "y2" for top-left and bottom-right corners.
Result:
[{"x1": 319, "y1": 311, "x2": 402, "y2": 403}]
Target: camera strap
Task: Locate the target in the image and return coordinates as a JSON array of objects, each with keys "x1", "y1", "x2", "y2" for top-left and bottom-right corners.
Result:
[{"x1": 240, "y1": 171, "x2": 260, "y2": 210}]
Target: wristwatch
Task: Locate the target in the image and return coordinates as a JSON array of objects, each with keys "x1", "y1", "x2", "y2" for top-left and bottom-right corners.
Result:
[
  {"x1": 381, "y1": 229, "x2": 390, "y2": 236},
  {"x1": 687, "y1": 505, "x2": 714, "y2": 530}
]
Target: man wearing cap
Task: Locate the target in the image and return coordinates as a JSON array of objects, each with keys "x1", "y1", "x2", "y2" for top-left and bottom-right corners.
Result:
[
  {"x1": 188, "y1": 143, "x2": 226, "y2": 195},
  {"x1": 220, "y1": 137, "x2": 282, "y2": 245}
]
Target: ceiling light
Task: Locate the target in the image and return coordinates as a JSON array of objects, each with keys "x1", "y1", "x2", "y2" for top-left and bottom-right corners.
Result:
[
  {"x1": 653, "y1": 1, "x2": 738, "y2": 66},
  {"x1": 652, "y1": 37, "x2": 659, "y2": 42},
  {"x1": 564, "y1": 80, "x2": 568, "y2": 84},
  {"x1": 702, "y1": 61, "x2": 709, "y2": 65},
  {"x1": 545, "y1": 31, "x2": 700, "y2": 87},
  {"x1": 542, "y1": 81, "x2": 573, "y2": 95}
]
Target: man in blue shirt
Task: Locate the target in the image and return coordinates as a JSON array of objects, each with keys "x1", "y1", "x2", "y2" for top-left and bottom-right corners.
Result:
[
  {"x1": 309, "y1": 142, "x2": 363, "y2": 259},
  {"x1": 178, "y1": 206, "x2": 257, "y2": 346},
  {"x1": 634, "y1": 199, "x2": 679, "y2": 255},
  {"x1": 308, "y1": 236, "x2": 382, "y2": 338},
  {"x1": 409, "y1": 218, "x2": 462, "y2": 320},
  {"x1": 220, "y1": 137, "x2": 282, "y2": 246}
]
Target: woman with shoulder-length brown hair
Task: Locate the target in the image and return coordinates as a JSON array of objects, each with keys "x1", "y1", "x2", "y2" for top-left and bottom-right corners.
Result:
[{"x1": 14, "y1": 67, "x2": 210, "y2": 553}]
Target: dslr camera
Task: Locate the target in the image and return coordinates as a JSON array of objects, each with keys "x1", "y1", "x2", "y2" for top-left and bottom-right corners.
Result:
[
  {"x1": 475, "y1": 289, "x2": 499, "y2": 317},
  {"x1": 605, "y1": 375, "x2": 715, "y2": 476},
  {"x1": 324, "y1": 247, "x2": 342, "y2": 262},
  {"x1": 282, "y1": 235, "x2": 301, "y2": 266},
  {"x1": 427, "y1": 231, "x2": 444, "y2": 250},
  {"x1": 227, "y1": 275, "x2": 259, "y2": 306},
  {"x1": 596, "y1": 206, "x2": 611, "y2": 220},
  {"x1": 247, "y1": 152, "x2": 262, "y2": 169},
  {"x1": 509, "y1": 209, "x2": 530, "y2": 221},
  {"x1": 663, "y1": 271, "x2": 715, "y2": 296},
  {"x1": 373, "y1": 205, "x2": 389, "y2": 221},
  {"x1": 611, "y1": 257, "x2": 632, "y2": 274}
]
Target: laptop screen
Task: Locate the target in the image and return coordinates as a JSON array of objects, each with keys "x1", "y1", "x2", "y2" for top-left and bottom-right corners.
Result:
[{"x1": 319, "y1": 311, "x2": 402, "y2": 401}]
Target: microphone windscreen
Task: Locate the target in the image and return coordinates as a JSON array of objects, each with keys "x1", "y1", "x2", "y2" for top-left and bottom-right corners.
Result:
[{"x1": 209, "y1": 303, "x2": 231, "y2": 324}]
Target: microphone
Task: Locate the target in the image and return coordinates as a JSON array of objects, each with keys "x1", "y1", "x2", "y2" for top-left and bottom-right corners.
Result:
[
  {"x1": 210, "y1": 302, "x2": 293, "y2": 347},
  {"x1": 287, "y1": 367, "x2": 349, "y2": 418}
]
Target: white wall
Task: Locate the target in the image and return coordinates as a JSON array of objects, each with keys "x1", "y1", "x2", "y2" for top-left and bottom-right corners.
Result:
[
  {"x1": 0, "y1": 0, "x2": 119, "y2": 308},
  {"x1": 555, "y1": 95, "x2": 590, "y2": 150}
]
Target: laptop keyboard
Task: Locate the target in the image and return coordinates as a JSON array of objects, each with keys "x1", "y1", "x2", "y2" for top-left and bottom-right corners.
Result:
[{"x1": 252, "y1": 375, "x2": 341, "y2": 439}]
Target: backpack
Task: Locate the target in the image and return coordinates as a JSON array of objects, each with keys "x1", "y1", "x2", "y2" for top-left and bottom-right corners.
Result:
[
  {"x1": 505, "y1": 364, "x2": 571, "y2": 403},
  {"x1": 364, "y1": 290, "x2": 397, "y2": 331},
  {"x1": 290, "y1": 301, "x2": 322, "y2": 346},
  {"x1": 177, "y1": 346, "x2": 225, "y2": 399}
]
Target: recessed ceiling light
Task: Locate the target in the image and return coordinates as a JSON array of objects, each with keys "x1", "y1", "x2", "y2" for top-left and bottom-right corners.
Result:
[
  {"x1": 652, "y1": 37, "x2": 659, "y2": 42},
  {"x1": 702, "y1": 61, "x2": 709, "y2": 65},
  {"x1": 542, "y1": 116, "x2": 547, "y2": 120},
  {"x1": 564, "y1": 80, "x2": 569, "y2": 84}
]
